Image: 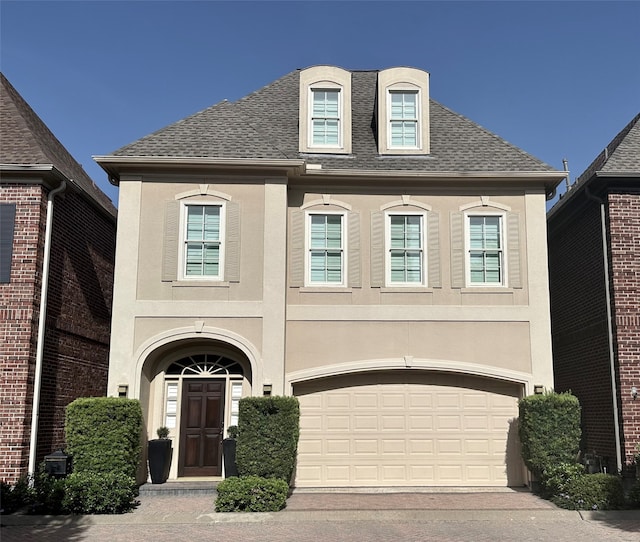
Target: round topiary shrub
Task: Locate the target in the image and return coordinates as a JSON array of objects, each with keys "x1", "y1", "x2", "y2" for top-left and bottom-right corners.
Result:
[{"x1": 215, "y1": 475, "x2": 289, "y2": 512}]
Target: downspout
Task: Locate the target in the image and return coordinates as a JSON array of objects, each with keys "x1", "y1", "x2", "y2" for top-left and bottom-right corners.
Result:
[
  {"x1": 28, "y1": 180, "x2": 67, "y2": 478},
  {"x1": 585, "y1": 184, "x2": 622, "y2": 473}
]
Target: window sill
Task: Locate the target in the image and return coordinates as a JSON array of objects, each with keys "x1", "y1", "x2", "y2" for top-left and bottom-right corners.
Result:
[
  {"x1": 172, "y1": 280, "x2": 230, "y2": 288},
  {"x1": 381, "y1": 287, "x2": 433, "y2": 293},
  {"x1": 299, "y1": 287, "x2": 352, "y2": 293},
  {"x1": 461, "y1": 287, "x2": 511, "y2": 294}
]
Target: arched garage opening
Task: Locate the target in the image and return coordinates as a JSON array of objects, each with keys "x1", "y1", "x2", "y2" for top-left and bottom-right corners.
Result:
[{"x1": 293, "y1": 370, "x2": 523, "y2": 488}]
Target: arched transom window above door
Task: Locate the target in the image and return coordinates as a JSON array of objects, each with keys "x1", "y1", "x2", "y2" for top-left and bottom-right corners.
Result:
[{"x1": 166, "y1": 354, "x2": 244, "y2": 376}]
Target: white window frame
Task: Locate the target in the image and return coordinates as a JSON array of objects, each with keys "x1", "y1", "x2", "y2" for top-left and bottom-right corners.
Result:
[
  {"x1": 387, "y1": 89, "x2": 420, "y2": 150},
  {"x1": 385, "y1": 211, "x2": 426, "y2": 286},
  {"x1": 465, "y1": 212, "x2": 506, "y2": 287},
  {"x1": 305, "y1": 210, "x2": 346, "y2": 287},
  {"x1": 309, "y1": 87, "x2": 342, "y2": 149},
  {"x1": 179, "y1": 201, "x2": 226, "y2": 281}
]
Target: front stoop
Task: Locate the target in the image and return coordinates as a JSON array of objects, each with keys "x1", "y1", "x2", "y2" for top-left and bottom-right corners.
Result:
[{"x1": 139, "y1": 480, "x2": 219, "y2": 497}]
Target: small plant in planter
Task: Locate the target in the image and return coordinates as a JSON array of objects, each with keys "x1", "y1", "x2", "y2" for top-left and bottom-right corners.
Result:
[
  {"x1": 148, "y1": 427, "x2": 172, "y2": 484},
  {"x1": 223, "y1": 425, "x2": 239, "y2": 477}
]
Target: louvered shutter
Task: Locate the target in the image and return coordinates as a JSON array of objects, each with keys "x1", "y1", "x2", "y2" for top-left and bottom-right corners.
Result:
[
  {"x1": 162, "y1": 201, "x2": 179, "y2": 282},
  {"x1": 290, "y1": 210, "x2": 305, "y2": 287},
  {"x1": 450, "y1": 212, "x2": 465, "y2": 289},
  {"x1": 427, "y1": 211, "x2": 441, "y2": 288},
  {"x1": 348, "y1": 211, "x2": 361, "y2": 287},
  {"x1": 507, "y1": 212, "x2": 522, "y2": 289},
  {"x1": 370, "y1": 211, "x2": 384, "y2": 287},
  {"x1": 225, "y1": 201, "x2": 241, "y2": 282}
]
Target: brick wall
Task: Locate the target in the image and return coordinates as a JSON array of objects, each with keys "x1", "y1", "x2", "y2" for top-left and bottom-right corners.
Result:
[
  {"x1": 0, "y1": 184, "x2": 46, "y2": 482},
  {"x1": 548, "y1": 195, "x2": 618, "y2": 467},
  {"x1": 0, "y1": 184, "x2": 115, "y2": 483},
  {"x1": 608, "y1": 193, "x2": 640, "y2": 465}
]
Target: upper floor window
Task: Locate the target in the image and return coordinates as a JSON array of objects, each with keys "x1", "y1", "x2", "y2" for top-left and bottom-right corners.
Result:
[
  {"x1": 389, "y1": 91, "x2": 419, "y2": 149},
  {"x1": 377, "y1": 67, "x2": 430, "y2": 155},
  {"x1": 183, "y1": 204, "x2": 224, "y2": 278},
  {"x1": 0, "y1": 203, "x2": 16, "y2": 283},
  {"x1": 467, "y1": 215, "x2": 503, "y2": 285},
  {"x1": 388, "y1": 213, "x2": 424, "y2": 284},
  {"x1": 311, "y1": 89, "x2": 341, "y2": 146},
  {"x1": 299, "y1": 66, "x2": 352, "y2": 154},
  {"x1": 308, "y1": 212, "x2": 344, "y2": 285}
]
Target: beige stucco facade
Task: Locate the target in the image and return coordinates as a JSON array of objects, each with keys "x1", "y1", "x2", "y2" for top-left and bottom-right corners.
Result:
[
  {"x1": 100, "y1": 64, "x2": 563, "y2": 487},
  {"x1": 105, "y1": 168, "x2": 555, "y2": 485}
]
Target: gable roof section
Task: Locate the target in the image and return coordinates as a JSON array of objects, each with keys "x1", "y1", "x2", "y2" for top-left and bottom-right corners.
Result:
[
  {"x1": 106, "y1": 67, "x2": 558, "y2": 176},
  {"x1": 0, "y1": 73, "x2": 116, "y2": 217}
]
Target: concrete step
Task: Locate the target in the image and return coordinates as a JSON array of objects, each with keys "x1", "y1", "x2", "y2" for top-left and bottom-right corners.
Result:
[{"x1": 139, "y1": 481, "x2": 219, "y2": 496}]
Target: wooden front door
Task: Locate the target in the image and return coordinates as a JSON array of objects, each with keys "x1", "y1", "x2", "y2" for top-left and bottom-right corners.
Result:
[{"x1": 178, "y1": 380, "x2": 224, "y2": 477}]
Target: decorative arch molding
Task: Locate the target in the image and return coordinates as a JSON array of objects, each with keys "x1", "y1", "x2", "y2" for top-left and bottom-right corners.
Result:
[
  {"x1": 459, "y1": 197, "x2": 511, "y2": 212},
  {"x1": 380, "y1": 195, "x2": 432, "y2": 212},
  {"x1": 301, "y1": 194, "x2": 352, "y2": 211},
  {"x1": 133, "y1": 326, "x2": 262, "y2": 395},
  {"x1": 175, "y1": 185, "x2": 232, "y2": 201},
  {"x1": 286, "y1": 357, "x2": 531, "y2": 394}
]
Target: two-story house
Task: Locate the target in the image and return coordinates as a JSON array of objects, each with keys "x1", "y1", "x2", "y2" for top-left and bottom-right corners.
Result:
[
  {"x1": 1, "y1": 73, "x2": 116, "y2": 483},
  {"x1": 96, "y1": 66, "x2": 565, "y2": 488}
]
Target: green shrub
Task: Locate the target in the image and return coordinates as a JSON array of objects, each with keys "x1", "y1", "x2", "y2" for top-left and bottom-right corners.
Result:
[
  {"x1": 215, "y1": 475, "x2": 289, "y2": 512},
  {"x1": 552, "y1": 473, "x2": 625, "y2": 510},
  {"x1": 65, "y1": 397, "x2": 143, "y2": 478},
  {"x1": 518, "y1": 391, "x2": 581, "y2": 478},
  {"x1": 63, "y1": 471, "x2": 138, "y2": 514},
  {"x1": 538, "y1": 462, "x2": 586, "y2": 499},
  {"x1": 0, "y1": 476, "x2": 35, "y2": 513},
  {"x1": 31, "y1": 467, "x2": 67, "y2": 514},
  {"x1": 627, "y1": 480, "x2": 640, "y2": 508},
  {"x1": 235, "y1": 396, "x2": 300, "y2": 482}
]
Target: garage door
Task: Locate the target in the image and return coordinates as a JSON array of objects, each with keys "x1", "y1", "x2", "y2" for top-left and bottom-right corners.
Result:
[{"x1": 294, "y1": 371, "x2": 523, "y2": 487}]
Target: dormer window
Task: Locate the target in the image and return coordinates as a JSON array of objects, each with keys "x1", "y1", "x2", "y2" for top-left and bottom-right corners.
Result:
[
  {"x1": 311, "y1": 89, "x2": 341, "y2": 146},
  {"x1": 377, "y1": 67, "x2": 430, "y2": 155},
  {"x1": 389, "y1": 90, "x2": 419, "y2": 148},
  {"x1": 299, "y1": 66, "x2": 352, "y2": 154}
]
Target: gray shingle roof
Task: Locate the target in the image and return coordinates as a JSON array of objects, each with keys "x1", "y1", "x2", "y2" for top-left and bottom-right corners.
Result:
[
  {"x1": 0, "y1": 72, "x2": 116, "y2": 216},
  {"x1": 111, "y1": 68, "x2": 556, "y2": 173}
]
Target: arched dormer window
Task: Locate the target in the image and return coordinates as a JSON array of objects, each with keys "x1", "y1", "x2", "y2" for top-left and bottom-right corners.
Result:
[
  {"x1": 377, "y1": 67, "x2": 430, "y2": 155},
  {"x1": 299, "y1": 66, "x2": 352, "y2": 154}
]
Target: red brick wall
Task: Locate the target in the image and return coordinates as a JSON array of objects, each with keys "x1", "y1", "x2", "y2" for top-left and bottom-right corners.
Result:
[
  {"x1": 547, "y1": 195, "x2": 618, "y2": 467},
  {"x1": 608, "y1": 193, "x2": 640, "y2": 465},
  {"x1": 0, "y1": 184, "x2": 115, "y2": 483},
  {"x1": 0, "y1": 184, "x2": 46, "y2": 482}
]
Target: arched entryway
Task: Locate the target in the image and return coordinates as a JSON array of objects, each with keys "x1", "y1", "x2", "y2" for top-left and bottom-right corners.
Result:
[{"x1": 141, "y1": 337, "x2": 254, "y2": 480}]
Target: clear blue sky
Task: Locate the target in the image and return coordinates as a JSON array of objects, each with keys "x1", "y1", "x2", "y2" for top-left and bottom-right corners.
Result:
[{"x1": 2, "y1": 1, "x2": 639, "y2": 208}]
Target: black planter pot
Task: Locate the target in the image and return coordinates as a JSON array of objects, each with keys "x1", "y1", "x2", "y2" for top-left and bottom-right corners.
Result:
[
  {"x1": 222, "y1": 438, "x2": 238, "y2": 477},
  {"x1": 148, "y1": 439, "x2": 172, "y2": 484}
]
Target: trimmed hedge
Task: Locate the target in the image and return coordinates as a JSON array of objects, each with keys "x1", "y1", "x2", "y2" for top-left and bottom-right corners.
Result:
[
  {"x1": 518, "y1": 391, "x2": 581, "y2": 479},
  {"x1": 235, "y1": 396, "x2": 300, "y2": 483},
  {"x1": 63, "y1": 471, "x2": 138, "y2": 514},
  {"x1": 65, "y1": 397, "x2": 143, "y2": 478},
  {"x1": 215, "y1": 476, "x2": 289, "y2": 512},
  {"x1": 551, "y1": 473, "x2": 625, "y2": 510}
]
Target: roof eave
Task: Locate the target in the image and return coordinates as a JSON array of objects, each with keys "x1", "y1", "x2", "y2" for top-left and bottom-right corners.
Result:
[{"x1": 93, "y1": 155, "x2": 307, "y2": 184}]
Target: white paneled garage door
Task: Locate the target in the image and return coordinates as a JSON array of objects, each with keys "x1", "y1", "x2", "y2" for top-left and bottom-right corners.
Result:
[{"x1": 294, "y1": 372, "x2": 523, "y2": 487}]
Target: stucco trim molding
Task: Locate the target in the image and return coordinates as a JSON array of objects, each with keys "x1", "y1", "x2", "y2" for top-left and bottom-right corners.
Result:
[
  {"x1": 459, "y1": 197, "x2": 512, "y2": 212},
  {"x1": 380, "y1": 195, "x2": 432, "y2": 211},
  {"x1": 286, "y1": 358, "x2": 532, "y2": 394},
  {"x1": 174, "y1": 185, "x2": 232, "y2": 201},
  {"x1": 132, "y1": 326, "x2": 263, "y2": 395},
  {"x1": 301, "y1": 195, "x2": 352, "y2": 211}
]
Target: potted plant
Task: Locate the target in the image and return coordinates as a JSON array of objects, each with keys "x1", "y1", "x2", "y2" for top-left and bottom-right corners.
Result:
[
  {"x1": 222, "y1": 425, "x2": 239, "y2": 477},
  {"x1": 148, "y1": 426, "x2": 172, "y2": 484}
]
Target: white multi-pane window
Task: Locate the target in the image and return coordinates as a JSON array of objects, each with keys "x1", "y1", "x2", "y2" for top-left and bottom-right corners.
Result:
[
  {"x1": 387, "y1": 214, "x2": 424, "y2": 284},
  {"x1": 229, "y1": 381, "x2": 243, "y2": 427},
  {"x1": 308, "y1": 213, "x2": 344, "y2": 284},
  {"x1": 389, "y1": 90, "x2": 418, "y2": 148},
  {"x1": 164, "y1": 382, "x2": 178, "y2": 429},
  {"x1": 468, "y1": 215, "x2": 503, "y2": 285},
  {"x1": 311, "y1": 89, "x2": 340, "y2": 146},
  {"x1": 183, "y1": 204, "x2": 223, "y2": 279}
]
